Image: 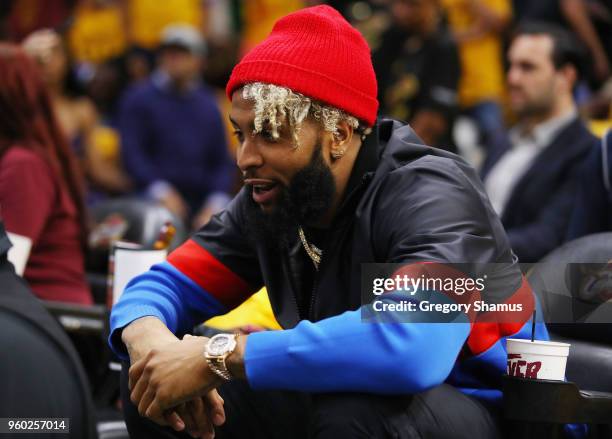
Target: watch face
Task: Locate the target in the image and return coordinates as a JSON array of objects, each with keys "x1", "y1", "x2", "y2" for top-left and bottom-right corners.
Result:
[{"x1": 208, "y1": 334, "x2": 236, "y2": 356}]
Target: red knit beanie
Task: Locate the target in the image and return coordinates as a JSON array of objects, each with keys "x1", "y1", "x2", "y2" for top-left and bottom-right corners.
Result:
[{"x1": 226, "y1": 5, "x2": 378, "y2": 127}]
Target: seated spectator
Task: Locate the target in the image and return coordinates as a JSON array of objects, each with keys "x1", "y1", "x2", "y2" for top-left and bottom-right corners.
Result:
[
  {"x1": 110, "y1": 7, "x2": 547, "y2": 437},
  {"x1": 22, "y1": 29, "x2": 133, "y2": 202},
  {"x1": 0, "y1": 221, "x2": 96, "y2": 439},
  {"x1": 567, "y1": 128, "x2": 612, "y2": 240},
  {"x1": 481, "y1": 22, "x2": 598, "y2": 262},
  {"x1": 119, "y1": 24, "x2": 234, "y2": 229},
  {"x1": 372, "y1": 0, "x2": 461, "y2": 150},
  {"x1": 442, "y1": 0, "x2": 511, "y2": 151},
  {"x1": 0, "y1": 43, "x2": 93, "y2": 305}
]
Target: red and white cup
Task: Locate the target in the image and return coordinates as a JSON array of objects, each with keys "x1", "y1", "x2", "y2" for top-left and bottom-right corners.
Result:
[{"x1": 506, "y1": 338, "x2": 571, "y2": 381}]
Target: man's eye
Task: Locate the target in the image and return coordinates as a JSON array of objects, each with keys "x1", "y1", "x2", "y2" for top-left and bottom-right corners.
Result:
[{"x1": 232, "y1": 130, "x2": 244, "y2": 143}]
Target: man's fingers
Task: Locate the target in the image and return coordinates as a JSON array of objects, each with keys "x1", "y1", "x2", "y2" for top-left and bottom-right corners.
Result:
[
  {"x1": 145, "y1": 397, "x2": 165, "y2": 421},
  {"x1": 128, "y1": 354, "x2": 149, "y2": 390},
  {"x1": 129, "y1": 367, "x2": 150, "y2": 406},
  {"x1": 137, "y1": 387, "x2": 156, "y2": 419},
  {"x1": 191, "y1": 397, "x2": 216, "y2": 438},
  {"x1": 176, "y1": 402, "x2": 200, "y2": 437},
  {"x1": 164, "y1": 410, "x2": 185, "y2": 432},
  {"x1": 205, "y1": 390, "x2": 226, "y2": 426},
  {"x1": 171, "y1": 405, "x2": 192, "y2": 433}
]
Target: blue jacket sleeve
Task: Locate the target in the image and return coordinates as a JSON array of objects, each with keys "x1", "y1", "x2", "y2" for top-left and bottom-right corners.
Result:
[
  {"x1": 245, "y1": 155, "x2": 507, "y2": 393},
  {"x1": 245, "y1": 305, "x2": 470, "y2": 393},
  {"x1": 108, "y1": 261, "x2": 227, "y2": 359}
]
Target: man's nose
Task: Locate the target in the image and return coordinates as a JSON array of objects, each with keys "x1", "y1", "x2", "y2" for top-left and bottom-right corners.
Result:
[
  {"x1": 507, "y1": 65, "x2": 521, "y2": 86},
  {"x1": 237, "y1": 137, "x2": 264, "y2": 172}
]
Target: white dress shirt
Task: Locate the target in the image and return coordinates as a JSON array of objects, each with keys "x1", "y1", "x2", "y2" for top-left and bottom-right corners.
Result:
[{"x1": 484, "y1": 109, "x2": 577, "y2": 216}]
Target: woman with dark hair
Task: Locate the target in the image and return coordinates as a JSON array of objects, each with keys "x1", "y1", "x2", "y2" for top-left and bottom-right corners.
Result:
[
  {"x1": 0, "y1": 43, "x2": 93, "y2": 305},
  {"x1": 22, "y1": 29, "x2": 132, "y2": 202}
]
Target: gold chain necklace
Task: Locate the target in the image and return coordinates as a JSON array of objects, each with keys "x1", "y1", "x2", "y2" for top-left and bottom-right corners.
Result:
[{"x1": 298, "y1": 226, "x2": 323, "y2": 270}]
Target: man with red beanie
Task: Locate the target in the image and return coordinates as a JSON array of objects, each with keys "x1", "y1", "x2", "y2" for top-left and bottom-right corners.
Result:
[{"x1": 109, "y1": 5, "x2": 547, "y2": 438}]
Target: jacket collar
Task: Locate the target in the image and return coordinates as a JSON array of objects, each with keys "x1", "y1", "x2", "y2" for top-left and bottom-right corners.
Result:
[{"x1": 510, "y1": 109, "x2": 577, "y2": 150}]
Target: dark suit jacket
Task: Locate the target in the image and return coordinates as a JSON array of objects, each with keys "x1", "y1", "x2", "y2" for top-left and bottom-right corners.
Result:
[
  {"x1": 567, "y1": 130, "x2": 612, "y2": 240},
  {"x1": 481, "y1": 117, "x2": 597, "y2": 262}
]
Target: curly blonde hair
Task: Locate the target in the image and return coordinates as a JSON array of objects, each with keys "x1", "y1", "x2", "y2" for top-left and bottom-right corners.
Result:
[{"x1": 242, "y1": 82, "x2": 370, "y2": 146}]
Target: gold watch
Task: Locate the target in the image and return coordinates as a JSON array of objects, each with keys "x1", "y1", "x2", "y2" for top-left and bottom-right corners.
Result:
[{"x1": 204, "y1": 333, "x2": 238, "y2": 380}]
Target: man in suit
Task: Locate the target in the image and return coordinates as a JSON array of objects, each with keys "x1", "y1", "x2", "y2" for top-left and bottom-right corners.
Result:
[{"x1": 481, "y1": 21, "x2": 598, "y2": 263}]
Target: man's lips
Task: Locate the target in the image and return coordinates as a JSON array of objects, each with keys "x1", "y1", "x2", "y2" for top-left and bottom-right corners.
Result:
[{"x1": 244, "y1": 178, "x2": 280, "y2": 204}]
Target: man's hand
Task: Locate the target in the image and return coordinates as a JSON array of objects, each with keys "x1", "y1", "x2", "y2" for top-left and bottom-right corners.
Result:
[
  {"x1": 129, "y1": 335, "x2": 224, "y2": 422},
  {"x1": 122, "y1": 317, "x2": 178, "y2": 364},
  {"x1": 122, "y1": 319, "x2": 226, "y2": 437},
  {"x1": 168, "y1": 391, "x2": 226, "y2": 439}
]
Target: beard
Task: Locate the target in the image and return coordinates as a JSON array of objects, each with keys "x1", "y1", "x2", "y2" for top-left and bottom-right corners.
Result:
[
  {"x1": 510, "y1": 84, "x2": 556, "y2": 120},
  {"x1": 243, "y1": 141, "x2": 336, "y2": 250}
]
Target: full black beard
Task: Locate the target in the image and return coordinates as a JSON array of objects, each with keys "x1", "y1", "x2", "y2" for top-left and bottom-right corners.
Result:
[{"x1": 243, "y1": 142, "x2": 336, "y2": 250}]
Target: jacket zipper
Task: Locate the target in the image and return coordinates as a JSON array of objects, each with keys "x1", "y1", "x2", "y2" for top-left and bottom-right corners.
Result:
[
  {"x1": 292, "y1": 282, "x2": 304, "y2": 320},
  {"x1": 307, "y1": 265, "x2": 320, "y2": 321},
  {"x1": 307, "y1": 233, "x2": 328, "y2": 320},
  {"x1": 285, "y1": 245, "x2": 307, "y2": 320},
  {"x1": 306, "y1": 175, "x2": 372, "y2": 321}
]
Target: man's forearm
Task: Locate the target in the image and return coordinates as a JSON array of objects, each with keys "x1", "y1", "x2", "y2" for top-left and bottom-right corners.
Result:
[
  {"x1": 561, "y1": 0, "x2": 608, "y2": 61},
  {"x1": 241, "y1": 309, "x2": 470, "y2": 393},
  {"x1": 121, "y1": 316, "x2": 178, "y2": 361}
]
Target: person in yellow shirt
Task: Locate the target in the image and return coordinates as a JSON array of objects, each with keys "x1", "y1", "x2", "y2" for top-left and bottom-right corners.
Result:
[
  {"x1": 67, "y1": 0, "x2": 128, "y2": 65},
  {"x1": 442, "y1": 0, "x2": 512, "y2": 150},
  {"x1": 239, "y1": 0, "x2": 304, "y2": 53},
  {"x1": 128, "y1": 0, "x2": 204, "y2": 50}
]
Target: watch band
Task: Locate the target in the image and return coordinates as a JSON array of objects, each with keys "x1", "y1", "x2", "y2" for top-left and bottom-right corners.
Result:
[
  {"x1": 206, "y1": 356, "x2": 233, "y2": 380},
  {"x1": 205, "y1": 333, "x2": 238, "y2": 381}
]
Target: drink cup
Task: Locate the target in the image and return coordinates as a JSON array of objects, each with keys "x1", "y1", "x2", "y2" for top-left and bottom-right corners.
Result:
[
  {"x1": 6, "y1": 232, "x2": 32, "y2": 276},
  {"x1": 506, "y1": 338, "x2": 570, "y2": 381},
  {"x1": 107, "y1": 241, "x2": 167, "y2": 307}
]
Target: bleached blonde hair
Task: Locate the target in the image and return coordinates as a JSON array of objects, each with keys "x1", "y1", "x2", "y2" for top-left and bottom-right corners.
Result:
[{"x1": 242, "y1": 82, "x2": 371, "y2": 147}]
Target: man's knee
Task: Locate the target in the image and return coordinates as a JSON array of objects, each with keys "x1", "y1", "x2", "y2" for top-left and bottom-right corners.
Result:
[
  {"x1": 310, "y1": 386, "x2": 500, "y2": 439},
  {"x1": 310, "y1": 393, "x2": 411, "y2": 439},
  {"x1": 405, "y1": 385, "x2": 501, "y2": 439}
]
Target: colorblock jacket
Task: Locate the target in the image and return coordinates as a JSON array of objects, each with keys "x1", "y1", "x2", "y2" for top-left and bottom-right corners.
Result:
[{"x1": 110, "y1": 119, "x2": 548, "y2": 404}]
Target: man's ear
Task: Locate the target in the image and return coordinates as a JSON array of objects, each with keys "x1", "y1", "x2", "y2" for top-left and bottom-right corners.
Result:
[
  {"x1": 558, "y1": 64, "x2": 577, "y2": 92},
  {"x1": 329, "y1": 120, "x2": 354, "y2": 160}
]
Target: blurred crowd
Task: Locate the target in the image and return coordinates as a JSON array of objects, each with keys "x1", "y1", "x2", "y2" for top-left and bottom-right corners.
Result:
[{"x1": 0, "y1": 0, "x2": 612, "y2": 307}]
